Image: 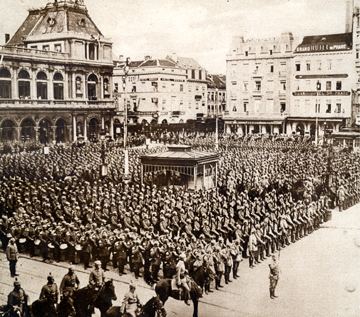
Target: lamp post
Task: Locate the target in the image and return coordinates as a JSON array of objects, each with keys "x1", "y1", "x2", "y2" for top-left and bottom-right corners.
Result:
[
  {"x1": 123, "y1": 57, "x2": 131, "y2": 182},
  {"x1": 215, "y1": 88, "x2": 219, "y2": 150}
]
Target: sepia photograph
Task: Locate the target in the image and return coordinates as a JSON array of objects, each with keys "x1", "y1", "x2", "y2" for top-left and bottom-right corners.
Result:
[{"x1": 0, "y1": 0, "x2": 359, "y2": 316}]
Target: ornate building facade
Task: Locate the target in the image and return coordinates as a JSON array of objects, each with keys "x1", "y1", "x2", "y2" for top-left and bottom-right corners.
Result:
[{"x1": 0, "y1": 0, "x2": 115, "y2": 144}]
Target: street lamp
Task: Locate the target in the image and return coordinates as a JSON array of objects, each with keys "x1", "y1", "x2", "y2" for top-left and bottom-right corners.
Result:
[
  {"x1": 123, "y1": 57, "x2": 131, "y2": 182},
  {"x1": 215, "y1": 88, "x2": 219, "y2": 150}
]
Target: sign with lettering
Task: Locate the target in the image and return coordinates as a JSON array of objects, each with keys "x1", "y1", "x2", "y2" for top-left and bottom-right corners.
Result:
[{"x1": 293, "y1": 91, "x2": 351, "y2": 96}]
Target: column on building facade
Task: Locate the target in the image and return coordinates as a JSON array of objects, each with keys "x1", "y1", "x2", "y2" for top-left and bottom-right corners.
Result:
[
  {"x1": 72, "y1": 115, "x2": 77, "y2": 141},
  {"x1": 72, "y1": 72, "x2": 76, "y2": 99},
  {"x1": 100, "y1": 76, "x2": 104, "y2": 99},
  {"x1": 64, "y1": 71, "x2": 69, "y2": 100},
  {"x1": 51, "y1": 126, "x2": 56, "y2": 142},
  {"x1": 101, "y1": 116, "x2": 105, "y2": 131},
  {"x1": 110, "y1": 115, "x2": 114, "y2": 138},
  {"x1": 225, "y1": 123, "x2": 231, "y2": 134},
  {"x1": 244, "y1": 124, "x2": 248, "y2": 135},
  {"x1": 16, "y1": 127, "x2": 21, "y2": 141},
  {"x1": 237, "y1": 125, "x2": 243, "y2": 135},
  {"x1": 34, "y1": 127, "x2": 39, "y2": 142},
  {"x1": 31, "y1": 67, "x2": 37, "y2": 100},
  {"x1": 83, "y1": 115, "x2": 87, "y2": 141},
  {"x1": 273, "y1": 125, "x2": 280, "y2": 134},
  {"x1": 261, "y1": 125, "x2": 267, "y2": 134},
  {"x1": 286, "y1": 122, "x2": 292, "y2": 135},
  {"x1": 305, "y1": 122, "x2": 310, "y2": 135},
  {"x1": 249, "y1": 124, "x2": 254, "y2": 134},
  {"x1": 11, "y1": 67, "x2": 18, "y2": 99},
  {"x1": 48, "y1": 69, "x2": 54, "y2": 100}
]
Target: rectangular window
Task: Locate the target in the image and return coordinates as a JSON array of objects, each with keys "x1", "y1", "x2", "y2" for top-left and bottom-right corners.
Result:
[
  {"x1": 269, "y1": 49, "x2": 273, "y2": 55},
  {"x1": 295, "y1": 63, "x2": 300, "y2": 71},
  {"x1": 326, "y1": 81, "x2": 331, "y2": 90},
  {"x1": 317, "y1": 61, "x2": 322, "y2": 70},
  {"x1": 54, "y1": 44, "x2": 62, "y2": 52},
  {"x1": 53, "y1": 83, "x2": 64, "y2": 100},
  {"x1": 281, "y1": 80, "x2": 286, "y2": 91},
  {"x1": 245, "y1": 51, "x2": 248, "y2": 56},
  {"x1": 192, "y1": 69, "x2": 195, "y2": 79},
  {"x1": 336, "y1": 101, "x2": 341, "y2": 113},
  {"x1": 336, "y1": 81, "x2": 342, "y2": 90},
  {"x1": 326, "y1": 100, "x2": 331, "y2": 113},
  {"x1": 328, "y1": 60, "x2": 332, "y2": 70},
  {"x1": 37, "y1": 82, "x2": 47, "y2": 99},
  {"x1": 18, "y1": 81, "x2": 30, "y2": 99},
  {"x1": 267, "y1": 81, "x2": 274, "y2": 91},
  {"x1": 114, "y1": 83, "x2": 118, "y2": 92},
  {"x1": 180, "y1": 84, "x2": 183, "y2": 92},
  {"x1": 0, "y1": 81, "x2": 11, "y2": 98},
  {"x1": 42, "y1": 45, "x2": 50, "y2": 51},
  {"x1": 30, "y1": 45, "x2": 37, "y2": 50},
  {"x1": 255, "y1": 81, "x2": 261, "y2": 91},
  {"x1": 243, "y1": 101, "x2": 248, "y2": 112},
  {"x1": 270, "y1": 65, "x2": 274, "y2": 73},
  {"x1": 315, "y1": 100, "x2": 320, "y2": 113},
  {"x1": 306, "y1": 62, "x2": 311, "y2": 71},
  {"x1": 243, "y1": 82, "x2": 248, "y2": 91},
  {"x1": 281, "y1": 102, "x2": 286, "y2": 112},
  {"x1": 132, "y1": 85, "x2": 136, "y2": 92},
  {"x1": 199, "y1": 71, "x2": 202, "y2": 80}
]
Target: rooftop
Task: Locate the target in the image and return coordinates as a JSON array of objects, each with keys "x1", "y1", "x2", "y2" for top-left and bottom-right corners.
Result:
[{"x1": 295, "y1": 33, "x2": 352, "y2": 53}]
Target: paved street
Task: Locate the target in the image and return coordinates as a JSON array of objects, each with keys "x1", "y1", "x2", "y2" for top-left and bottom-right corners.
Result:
[{"x1": 0, "y1": 204, "x2": 359, "y2": 317}]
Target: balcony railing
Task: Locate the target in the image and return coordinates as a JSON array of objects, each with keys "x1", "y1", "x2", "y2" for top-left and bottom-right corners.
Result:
[
  {"x1": 0, "y1": 45, "x2": 69, "y2": 59},
  {"x1": 0, "y1": 99, "x2": 116, "y2": 108}
]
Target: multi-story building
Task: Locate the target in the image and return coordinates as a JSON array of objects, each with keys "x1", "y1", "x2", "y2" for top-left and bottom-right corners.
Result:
[
  {"x1": 289, "y1": 32, "x2": 356, "y2": 136},
  {"x1": 166, "y1": 54, "x2": 208, "y2": 121},
  {"x1": 207, "y1": 74, "x2": 226, "y2": 119},
  {"x1": 224, "y1": 32, "x2": 295, "y2": 134},
  {"x1": 113, "y1": 56, "x2": 188, "y2": 127},
  {"x1": 113, "y1": 54, "x2": 208, "y2": 128},
  {"x1": 0, "y1": 0, "x2": 115, "y2": 143}
]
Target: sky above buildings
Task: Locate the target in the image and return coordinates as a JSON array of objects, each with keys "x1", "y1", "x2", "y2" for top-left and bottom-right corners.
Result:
[{"x1": 0, "y1": 0, "x2": 350, "y2": 74}]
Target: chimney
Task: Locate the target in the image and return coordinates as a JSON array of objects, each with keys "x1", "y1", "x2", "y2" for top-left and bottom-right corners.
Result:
[
  {"x1": 345, "y1": 0, "x2": 353, "y2": 33},
  {"x1": 171, "y1": 53, "x2": 178, "y2": 63}
]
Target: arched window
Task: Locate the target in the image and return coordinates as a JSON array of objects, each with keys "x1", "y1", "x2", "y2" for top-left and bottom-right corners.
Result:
[
  {"x1": 18, "y1": 70, "x2": 30, "y2": 99},
  {"x1": 37, "y1": 71, "x2": 48, "y2": 100},
  {"x1": 0, "y1": 68, "x2": 11, "y2": 99},
  {"x1": 53, "y1": 72, "x2": 64, "y2": 100},
  {"x1": 88, "y1": 74, "x2": 98, "y2": 100}
]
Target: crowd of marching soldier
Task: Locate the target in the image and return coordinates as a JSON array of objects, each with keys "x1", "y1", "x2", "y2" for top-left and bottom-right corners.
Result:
[{"x1": 0, "y1": 133, "x2": 359, "y2": 293}]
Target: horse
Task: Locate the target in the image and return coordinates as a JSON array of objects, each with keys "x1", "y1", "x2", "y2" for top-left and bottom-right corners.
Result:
[
  {"x1": 104, "y1": 296, "x2": 166, "y2": 317},
  {"x1": 72, "y1": 280, "x2": 117, "y2": 317},
  {"x1": 155, "y1": 264, "x2": 210, "y2": 317},
  {"x1": 57, "y1": 293, "x2": 76, "y2": 317}
]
